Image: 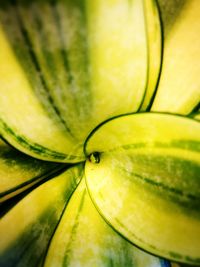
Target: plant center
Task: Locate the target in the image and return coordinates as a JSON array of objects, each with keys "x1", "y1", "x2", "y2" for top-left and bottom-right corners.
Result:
[{"x1": 88, "y1": 152, "x2": 100, "y2": 164}]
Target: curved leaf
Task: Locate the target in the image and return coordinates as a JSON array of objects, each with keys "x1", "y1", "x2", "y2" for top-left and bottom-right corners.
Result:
[
  {"x1": 85, "y1": 113, "x2": 200, "y2": 264},
  {"x1": 86, "y1": 0, "x2": 148, "y2": 118},
  {"x1": 152, "y1": 0, "x2": 200, "y2": 114},
  {"x1": 0, "y1": 0, "x2": 156, "y2": 161},
  {"x1": 0, "y1": 139, "x2": 64, "y2": 203},
  {"x1": 140, "y1": 0, "x2": 162, "y2": 111},
  {"x1": 0, "y1": 164, "x2": 83, "y2": 267},
  {"x1": 44, "y1": 179, "x2": 169, "y2": 267},
  {"x1": 0, "y1": 2, "x2": 84, "y2": 162}
]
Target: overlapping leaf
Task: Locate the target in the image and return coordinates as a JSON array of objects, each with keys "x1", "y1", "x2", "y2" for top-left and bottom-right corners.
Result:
[
  {"x1": 0, "y1": 0, "x2": 199, "y2": 266},
  {"x1": 85, "y1": 113, "x2": 200, "y2": 264},
  {"x1": 0, "y1": 0, "x2": 158, "y2": 162},
  {"x1": 0, "y1": 165, "x2": 83, "y2": 267},
  {"x1": 45, "y1": 179, "x2": 168, "y2": 267},
  {"x1": 0, "y1": 138, "x2": 64, "y2": 202},
  {"x1": 152, "y1": 0, "x2": 200, "y2": 114}
]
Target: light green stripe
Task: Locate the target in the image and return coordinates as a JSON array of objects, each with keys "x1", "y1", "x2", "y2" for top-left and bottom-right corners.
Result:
[
  {"x1": 0, "y1": 119, "x2": 84, "y2": 161},
  {"x1": 0, "y1": 165, "x2": 82, "y2": 267},
  {"x1": 45, "y1": 180, "x2": 165, "y2": 267},
  {"x1": 0, "y1": 3, "x2": 73, "y2": 136}
]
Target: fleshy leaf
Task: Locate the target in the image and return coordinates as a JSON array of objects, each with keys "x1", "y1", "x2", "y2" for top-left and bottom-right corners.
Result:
[
  {"x1": 0, "y1": 138, "x2": 65, "y2": 203},
  {"x1": 44, "y1": 179, "x2": 169, "y2": 267},
  {"x1": 85, "y1": 113, "x2": 200, "y2": 264},
  {"x1": 140, "y1": 0, "x2": 162, "y2": 111},
  {"x1": 0, "y1": 0, "x2": 160, "y2": 162},
  {"x1": 86, "y1": 0, "x2": 147, "y2": 117},
  {"x1": 152, "y1": 0, "x2": 200, "y2": 114},
  {"x1": 0, "y1": 1, "x2": 85, "y2": 162},
  {"x1": 0, "y1": 164, "x2": 83, "y2": 267}
]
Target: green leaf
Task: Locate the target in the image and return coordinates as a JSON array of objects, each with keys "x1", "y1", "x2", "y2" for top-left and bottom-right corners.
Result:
[
  {"x1": 44, "y1": 179, "x2": 168, "y2": 267},
  {"x1": 0, "y1": 164, "x2": 83, "y2": 267},
  {"x1": 86, "y1": 0, "x2": 148, "y2": 117},
  {"x1": 0, "y1": 1, "x2": 86, "y2": 162},
  {"x1": 0, "y1": 138, "x2": 65, "y2": 203},
  {"x1": 0, "y1": 0, "x2": 160, "y2": 162},
  {"x1": 152, "y1": 0, "x2": 200, "y2": 114},
  {"x1": 140, "y1": 0, "x2": 162, "y2": 111},
  {"x1": 85, "y1": 113, "x2": 200, "y2": 264}
]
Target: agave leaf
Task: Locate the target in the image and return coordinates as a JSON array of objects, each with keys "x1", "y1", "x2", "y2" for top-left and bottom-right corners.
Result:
[
  {"x1": 0, "y1": 164, "x2": 83, "y2": 267},
  {"x1": 85, "y1": 113, "x2": 200, "y2": 264},
  {"x1": 0, "y1": 0, "x2": 161, "y2": 162},
  {"x1": 44, "y1": 179, "x2": 169, "y2": 267},
  {"x1": 86, "y1": 0, "x2": 148, "y2": 117},
  {"x1": 0, "y1": 3, "x2": 84, "y2": 162},
  {"x1": 152, "y1": 0, "x2": 200, "y2": 114},
  {"x1": 0, "y1": 138, "x2": 65, "y2": 203},
  {"x1": 140, "y1": 0, "x2": 162, "y2": 111}
]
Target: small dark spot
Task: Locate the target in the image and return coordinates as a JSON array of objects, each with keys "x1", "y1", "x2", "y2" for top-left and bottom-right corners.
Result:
[{"x1": 88, "y1": 152, "x2": 100, "y2": 164}]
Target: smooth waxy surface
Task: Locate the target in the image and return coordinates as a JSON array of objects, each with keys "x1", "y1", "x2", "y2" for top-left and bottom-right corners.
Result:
[
  {"x1": 0, "y1": 0, "x2": 199, "y2": 266},
  {"x1": 152, "y1": 0, "x2": 200, "y2": 114},
  {"x1": 140, "y1": 0, "x2": 162, "y2": 111},
  {"x1": 0, "y1": 165, "x2": 83, "y2": 267},
  {"x1": 45, "y1": 180, "x2": 168, "y2": 267},
  {"x1": 87, "y1": 0, "x2": 148, "y2": 117},
  {"x1": 85, "y1": 113, "x2": 200, "y2": 264},
  {"x1": 0, "y1": 139, "x2": 63, "y2": 202},
  {"x1": 0, "y1": 0, "x2": 160, "y2": 162}
]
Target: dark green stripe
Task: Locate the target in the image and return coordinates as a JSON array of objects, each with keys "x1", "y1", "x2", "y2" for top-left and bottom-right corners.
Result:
[
  {"x1": 63, "y1": 189, "x2": 87, "y2": 266},
  {"x1": 26, "y1": 0, "x2": 83, "y2": 136},
  {"x1": 0, "y1": 166, "x2": 81, "y2": 267},
  {"x1": 116, "y1": 152, "x2": 200, "y2": 210},
  {"x1": 0, "y1": 165, "x2": 67, "y2": 198},
  {"x1": 0, "y1": 207, "x2": 63, "y2": 267},
  {"x1": 121, "y1": 167, "x2": 200, "y2": 204},
  {"x1": 15, "y1": 0, "x2": 76, "y2": 137},
  {"x1": 51, "y1": 1, "x2": 74, "y2": 88},
  {"x1": 16, "y1": 9, "x2": 74, "y2": 137},
  {"x1": 0, "y1": 119, "x2": 84, "y2": 161},
  {"x1": 15, "y1": 0, "x2": 91, "y2": 138},
  {"x1": 115, "y1": 218, "x2": 200, "y2": 264},
  {"x1": 41, "y1": 169, "x2": 82, "y2": 267},
  {"x1": 84, "y1": 112, "x2": 200, "y2": 156},
  {"x1": 0, "y1": 1, "x2": 74, "y2": 137},
  {"x1": 114, "y1": 139, "x2": 200, "y2": 153},
  {"x1": 53, "y1": 0, "x2": 92, "y2": 123}
]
